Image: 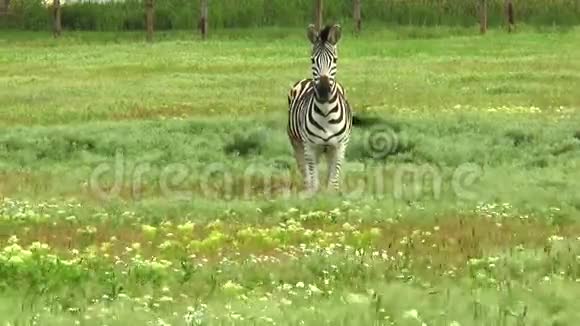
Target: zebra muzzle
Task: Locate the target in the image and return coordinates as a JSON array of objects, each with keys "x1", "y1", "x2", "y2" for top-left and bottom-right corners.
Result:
[{"x1": 315, "y1": 76, "x2": 331, "y2": 101}]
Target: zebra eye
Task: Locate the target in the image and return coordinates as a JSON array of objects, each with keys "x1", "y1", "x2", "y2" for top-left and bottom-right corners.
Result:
[
  {"x1": 333, "y1": 57, "x2": 337, "y2": 63},
  {"x1": 311, "y1": 58, "x2": 315, "y2": 64}
]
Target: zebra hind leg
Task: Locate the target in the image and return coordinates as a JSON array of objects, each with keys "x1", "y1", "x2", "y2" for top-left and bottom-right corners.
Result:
[{"x1": 326, "y1": 144, "x2": 346, "y2": 193}]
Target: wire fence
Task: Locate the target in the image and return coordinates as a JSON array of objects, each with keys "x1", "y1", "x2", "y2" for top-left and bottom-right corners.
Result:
[{"x1": 1, "y1": 0, "x2": 579, "y2": 40}]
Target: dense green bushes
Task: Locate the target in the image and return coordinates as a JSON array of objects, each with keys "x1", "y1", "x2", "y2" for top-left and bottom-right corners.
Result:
[{"x1": 2, "y1": 0, "x2": 580, "y2": 31}]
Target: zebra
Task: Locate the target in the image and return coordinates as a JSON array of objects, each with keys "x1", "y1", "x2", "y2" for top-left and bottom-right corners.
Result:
[{"x1": 287, "y1": 23, "x2": 353, "y2": 195}]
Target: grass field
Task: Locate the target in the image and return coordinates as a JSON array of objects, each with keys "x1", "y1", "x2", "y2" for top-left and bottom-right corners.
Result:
[{"x1": 1, "y1": 26, "x2": 580, "y2": 325}]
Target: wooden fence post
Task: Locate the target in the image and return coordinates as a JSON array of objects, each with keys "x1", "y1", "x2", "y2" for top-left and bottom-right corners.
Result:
[
  {"x1": 0, "y1": 0, "x2": 10, "y2": 16},
  {"x1": 353, "y1": 0, "x2": 361, "y2": 33},
  {"x1": 145, "y1": 0, "x2": 154, "y2": 42},
  {"x1": 479, "y1": 0, "x2": 487, "y2": 34},
  {"x1": 315, "y1": 0, "x2": 323, "y2": 30},
  {"x1": 199, "y1": 0, "x2": 208, "y2": 40},
  {"x1": 53, "y1": 0, "x2": 61, "y2": 37},
  {"x1": 505, "y1": 0, "x2": 515, "y2": 33}
]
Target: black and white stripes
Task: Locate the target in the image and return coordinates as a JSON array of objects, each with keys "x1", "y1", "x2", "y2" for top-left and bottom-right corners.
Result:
[{"x1": 287, "y1": 24, "x2": 353, "y2": 194}]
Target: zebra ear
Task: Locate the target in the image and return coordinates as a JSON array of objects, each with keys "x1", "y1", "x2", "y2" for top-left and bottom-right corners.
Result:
[
  {"x1": 328, "y1": 24, "x2": 342, "y2": 45},
  {"x1": 307, "y1": 24, "x2": 318, "y2": 44}
]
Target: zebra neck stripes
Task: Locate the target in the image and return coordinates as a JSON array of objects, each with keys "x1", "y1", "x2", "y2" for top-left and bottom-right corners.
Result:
[{"x1": 288, "y1": 79, "x2": 350, "y2": 145}]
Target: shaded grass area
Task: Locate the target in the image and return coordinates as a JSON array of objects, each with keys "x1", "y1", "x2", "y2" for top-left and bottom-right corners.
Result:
[{"x1": 0, "y1": 110, "x2": 579, "y2": 222}]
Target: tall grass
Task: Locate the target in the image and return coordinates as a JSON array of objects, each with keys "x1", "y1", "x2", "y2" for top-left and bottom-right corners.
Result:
[{"x1": 2, "y1": 0, "x2": 580, "y2": 31}]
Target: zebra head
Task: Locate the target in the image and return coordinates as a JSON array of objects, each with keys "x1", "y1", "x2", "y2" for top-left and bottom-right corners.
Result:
[{"x1": 307, "y1": 24, "x2": 342, "y2": 102}]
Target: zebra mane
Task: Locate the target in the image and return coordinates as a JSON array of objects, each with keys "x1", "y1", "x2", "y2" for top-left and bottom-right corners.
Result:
[{"x1": 318, "y1": 25, "x2": 334, "y2": 43}]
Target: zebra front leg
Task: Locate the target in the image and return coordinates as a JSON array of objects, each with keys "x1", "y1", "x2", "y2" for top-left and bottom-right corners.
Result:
[
  {"x1": 326, "y1": 144, "x2": 346, "y2": 192},
  {"x1": 290, "y1": 139, "x2": 306, "y2": 182},
  {"x1": 303, "y1": 144, "x2": 320, "y2": 194}
]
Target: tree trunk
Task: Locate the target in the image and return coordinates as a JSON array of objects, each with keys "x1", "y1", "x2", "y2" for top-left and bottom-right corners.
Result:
[
  {"x1": 505, "y1": 0, "x2": 515, "y2": 33},
  {"x1": 315, "y1": 0, "x2": 323, "y2": 30},
  {"x1": 0, "y1": 0, "x2": 9, "y2": 15},
  {"x1": 479, "y1": 0, "x2": 487, "y2": 34},
  {"x1": 353, "y1": 0, "x2": 361, "y2": 33},
  {"x1": 53, "y1": 0, "x2": 61, "y2": 37},
  {"x1": 199, "y1": 0, "x2": 208, "y2": 39},
  {"x1": 145, "y1": 0, "x2": 154, "y2": 42}
]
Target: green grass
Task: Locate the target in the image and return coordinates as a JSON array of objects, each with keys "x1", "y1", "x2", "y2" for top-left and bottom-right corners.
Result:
[
  {"x1": 0, "y1": 26, "x2": 580, "y2": 325},
  {"x1": 1, "y1": 26, "x2": 580, "y2": 125}
]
